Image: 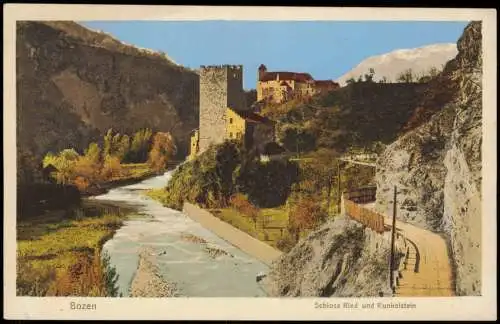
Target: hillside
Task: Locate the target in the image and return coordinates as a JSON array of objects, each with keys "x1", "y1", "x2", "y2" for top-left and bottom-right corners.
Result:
[
  {"x1": 375, "y1": 21, "x2": 482, "y2": 296},
  {"x1": 336, "y1": 43, "x2": 458, "y2": 85},
  {"x1": 16, "y1": 21, "x2": 199, "y2": 166},
  {"x1": 263, "y1": 82, "x2": 428, "y2": 155}
]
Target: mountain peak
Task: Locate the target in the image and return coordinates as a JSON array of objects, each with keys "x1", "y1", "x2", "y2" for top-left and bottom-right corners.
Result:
[{"x1": 336, "y1": 43, "x2": 458, "y2": 85}]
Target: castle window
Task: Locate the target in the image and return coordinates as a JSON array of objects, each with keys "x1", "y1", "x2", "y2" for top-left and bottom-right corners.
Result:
[
  {"x1": 229, "y1": 132, "x2": 233, "y2": 138},
  {"x1": 229, "y1": 118, "x2": 233, "y2": 124}
]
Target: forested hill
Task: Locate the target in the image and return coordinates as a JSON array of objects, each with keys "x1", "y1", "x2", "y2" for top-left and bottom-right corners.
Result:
[
  {"x1": 262, "y1": 82, "x2": 428, "y2": 155},
  {"x1": 16, "y1": 21, "x2": 199, "y2": 164}
]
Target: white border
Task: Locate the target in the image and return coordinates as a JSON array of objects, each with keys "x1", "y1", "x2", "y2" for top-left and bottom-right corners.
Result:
[{"x1": 3, "y1": 5, "x2": 497, "y2": 320}]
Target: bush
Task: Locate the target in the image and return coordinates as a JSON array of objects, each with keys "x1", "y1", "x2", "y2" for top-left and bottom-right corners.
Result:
[
  {"x1": 229, "y1": 193, "x2": 260, "y2": 226},
  {"x1": 288, "y1": 197, "x2": 327, "y2": 236},
  {"x1": 49, "y1": 250, "x2": 119, "y2": 297},
  {"x1": 276, "y1": 235, "x2": 297, "y2": 252},
  {"x1": 156, "y1": 140, "x2": 299, "y2": 211},
  {"x1": 235, "y1": 159, "x2": 299, "y2": 208},
  {"x1": 160, "y1": 141, "x2": 243, "y2": 210}
]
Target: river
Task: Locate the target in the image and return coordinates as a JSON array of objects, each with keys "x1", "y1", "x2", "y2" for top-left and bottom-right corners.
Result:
[{"x1": 88, "y1": 170, "x2": 269, "y2": 297}]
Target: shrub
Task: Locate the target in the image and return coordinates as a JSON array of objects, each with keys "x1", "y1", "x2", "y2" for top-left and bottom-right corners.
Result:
[
  {"x1": 276, "y1": 235, "x2": 297, "y2": 252},
  {"x1": 49, "y1": 249, "x2": 119, "y2": 297},
  {"x1": 160, "y1": 141, "x2": 242, "y2": 210},
  {"x1": 235, "y1": 159, "x2": 299, "y2": 208},
  {"x1": 288, "y1": 197, "x2": 327, "y2": 237},
  {"x1": 101, "y1": 156, "x2": 123, "y2": 180},
  {"x1": 230, "y1": 193, "x2": 260, "y2": 227},
  {"x1": 148, "y1": 132, "x2": 176, "y2": 173}
]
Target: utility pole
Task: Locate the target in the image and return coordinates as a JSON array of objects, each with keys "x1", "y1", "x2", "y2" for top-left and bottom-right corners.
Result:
[
  {"x1": 390, "y1": 185, "x2": 397, "y2": 294},
  {"x1": 326, "y1": 168, "x2": 333, "y2": 215},
  {"x1": 337, "y1": 162, "x2": 342, "y2": 214}
]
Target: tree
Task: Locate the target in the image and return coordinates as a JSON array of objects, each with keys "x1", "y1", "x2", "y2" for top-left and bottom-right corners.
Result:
[
  {"x1": 418, "y1": 66, "x2": 440, "y2": 83},
  {"x1": 43, "y1": 149, "x2": 80, "y2": 185},
  {"x1": 115, "y1": 134, "x2": 130, "y2": 162},
  {"x1": 73, "y1": 142, "x2": 102, "y2": 185},
  {"x1": 101, "y1": 155, "x2": 122, "y2": 180},
  {"x1": 397, "y1": 68, "x2": 415, "y2": 83},
  {"x1": 345, "y1": 77, "x2": 356, "y2": 85},
  {"x1": 103, "y1": 129, "x2": 114, "y2": 158},
  {"x1": 364, "y1": 68, "x2": 375, "y2": 82},
  {"x1": 148, "y1": 132, "x2": 176, "y2": 173},
  {"x1": 18, "y1": 148, "x2": 43, "y2": 185},
  {"x1": 84, "y1": 142, "x2": 101, "y2": 164},
  {"x1": 128, "y1": 128, "x2": 153, "y2": 163},
  {"x1": 288, "y1": 197, "x2": 327, "y2": 241},
  {"x1": 230, "y1": 193, "x2": 260, "y2": 229}
]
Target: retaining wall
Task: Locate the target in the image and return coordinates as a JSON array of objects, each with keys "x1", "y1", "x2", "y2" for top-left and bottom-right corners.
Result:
[{"x1": 182, "y1": 202, "x2": 282, "y2": 266}]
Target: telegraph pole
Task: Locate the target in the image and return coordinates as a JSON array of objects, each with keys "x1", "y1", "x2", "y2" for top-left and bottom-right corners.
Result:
[
  {"x1": 337, "y1": 162, "x2": 342, "y2": 214},
  {"x1": 390, "y1": 185, "x2": 397, "y2": 294},
  {"x1": 326, "y1": 168, "x2": 333, "y2": 215}
]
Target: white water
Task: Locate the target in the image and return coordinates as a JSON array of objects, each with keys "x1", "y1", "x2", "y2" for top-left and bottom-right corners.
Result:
[{"x1": 89, "y1": 171, "x2": 269, "y2": 297}]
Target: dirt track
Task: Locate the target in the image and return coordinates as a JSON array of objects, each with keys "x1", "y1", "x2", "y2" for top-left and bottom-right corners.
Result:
[{"x1": 385, "y1": 216, "x2": 455, "y2": 296}]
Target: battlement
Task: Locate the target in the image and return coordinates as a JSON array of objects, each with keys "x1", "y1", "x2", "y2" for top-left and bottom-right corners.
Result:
[{"x1": 200, "y1": 64, "x2": 243, "y2": 71}]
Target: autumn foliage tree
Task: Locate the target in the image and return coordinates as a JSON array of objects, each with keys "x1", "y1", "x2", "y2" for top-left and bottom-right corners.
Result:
[
  {"x1": 230, "y1": 193, "x2": 260, "y2": 228},
  {"x1": 288, "y1": 197, "x2": 327, "y2": 242},
  {"x1": 127, "y1": 128, "x2": 153, "y2": 163},
  {"x1": 148, "y1": 132, "x2": 176, "y2": 173}
]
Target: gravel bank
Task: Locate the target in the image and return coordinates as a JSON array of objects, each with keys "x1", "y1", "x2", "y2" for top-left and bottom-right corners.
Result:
[{"x1": 129, "y1": 246, "x2": 179, "y2": 297}]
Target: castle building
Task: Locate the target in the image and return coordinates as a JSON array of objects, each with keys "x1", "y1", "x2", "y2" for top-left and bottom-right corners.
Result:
[
  {"x1": 256, "y1": 64, "x2": 340, "y2": 104},
  {"x1": 188, "y1": 65, "x2": 275, "y2": 161}
]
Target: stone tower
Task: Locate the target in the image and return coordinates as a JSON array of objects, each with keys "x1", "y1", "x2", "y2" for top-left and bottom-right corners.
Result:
[
  {"x1": 198, "y1": 65, "x2": 244, "y2": 153},
  {"x1": 258, "y1": 64, "x2": 267, "y2": 81}
]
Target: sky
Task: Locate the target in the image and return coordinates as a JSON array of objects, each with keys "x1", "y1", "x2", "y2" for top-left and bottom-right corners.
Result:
[{"x1": 80, "y1": 21, "x2": 469, "y2": 90}]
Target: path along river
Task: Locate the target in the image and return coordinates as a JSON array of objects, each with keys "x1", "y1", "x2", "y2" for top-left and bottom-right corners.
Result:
[{"x1": 88, "y1": 170, "x2": 269, "y2": 297}]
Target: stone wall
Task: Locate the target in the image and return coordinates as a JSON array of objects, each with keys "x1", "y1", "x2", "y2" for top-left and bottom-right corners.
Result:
[
  {"x1": 182, "y1": 202, "x2": 282, "y2": 266},
  {"x1": 198, "y1": 65, "x2": 244, "y2": 153}
]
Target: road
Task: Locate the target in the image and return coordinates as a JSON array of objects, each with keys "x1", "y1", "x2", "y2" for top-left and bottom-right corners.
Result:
[
  {"x1": 389, "y1": 217, "x2": 455, "y2": 296},
  {"x1": 363, "y1": 202, "x2": 455, "y2": 296},
  {"x1": 338, "y1": 158, "x2": 377, "y2": 167}
]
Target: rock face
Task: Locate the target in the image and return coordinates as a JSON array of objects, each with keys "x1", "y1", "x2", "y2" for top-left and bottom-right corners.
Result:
[
  {"x1": 262, "y1": 216, "x2": 394, "y2": 297},
  {"x1": 16, "y1": 21, "x2": 199, "y2": 160},
  {"x1": 375, "y1": 21, "x2": 482, "y2": 295}
]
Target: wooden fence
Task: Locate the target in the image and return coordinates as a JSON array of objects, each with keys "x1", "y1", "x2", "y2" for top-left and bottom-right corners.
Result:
[{"x1": 343, "y1": 186, "x2": 385, "y2": 234}]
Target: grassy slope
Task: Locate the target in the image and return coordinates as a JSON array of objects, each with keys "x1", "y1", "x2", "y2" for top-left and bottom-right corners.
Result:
[
  {"x1": 210, "y1": 208, "x2": 289, "y2": 250},
  {"x1": 16, "y1": 208, "x2": 130, "y2": 296}
]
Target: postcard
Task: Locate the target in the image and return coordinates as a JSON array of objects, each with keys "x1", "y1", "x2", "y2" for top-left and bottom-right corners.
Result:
[{"x1": 3, "y1": 4, "x2": 497, "y2": 321}]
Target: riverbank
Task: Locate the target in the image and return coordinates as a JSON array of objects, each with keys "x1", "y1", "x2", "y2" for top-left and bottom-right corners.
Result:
[
  {"x1": 182, "y1": 203, "x2": 282, "y2": 266},
  {"x1": 80, "y1": 166, "x2": 158, "y2": 197},
  {"x1": 89, "y1": 171, "x2": 270, "y2": 297},
  {"x1": 129, "y1": 246, "x2": 178, "y2": 297},
  {"x1": 16, "y1": 204, "x2": 130, "y2": 296}
]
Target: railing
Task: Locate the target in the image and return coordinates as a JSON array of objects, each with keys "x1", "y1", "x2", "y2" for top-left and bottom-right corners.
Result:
[{"x1": 342, "y1": 186, "x2": 385, "y2": 234}]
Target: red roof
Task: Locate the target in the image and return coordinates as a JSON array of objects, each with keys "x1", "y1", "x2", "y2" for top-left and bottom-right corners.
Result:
[{"x1": 259, "y1": 71, "x2": 313, "y2": 82}]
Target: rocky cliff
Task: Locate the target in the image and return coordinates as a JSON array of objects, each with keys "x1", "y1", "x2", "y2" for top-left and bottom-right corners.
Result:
[
  {"x1": 375, "y1": 21, "x2": 482, "y2": 295},
  {"x1": 16, "y1": 21, "x2": 199, "y2": 161},
  {"x1": 262, "y1": 216, "x2": 395, "y2": 297}
]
